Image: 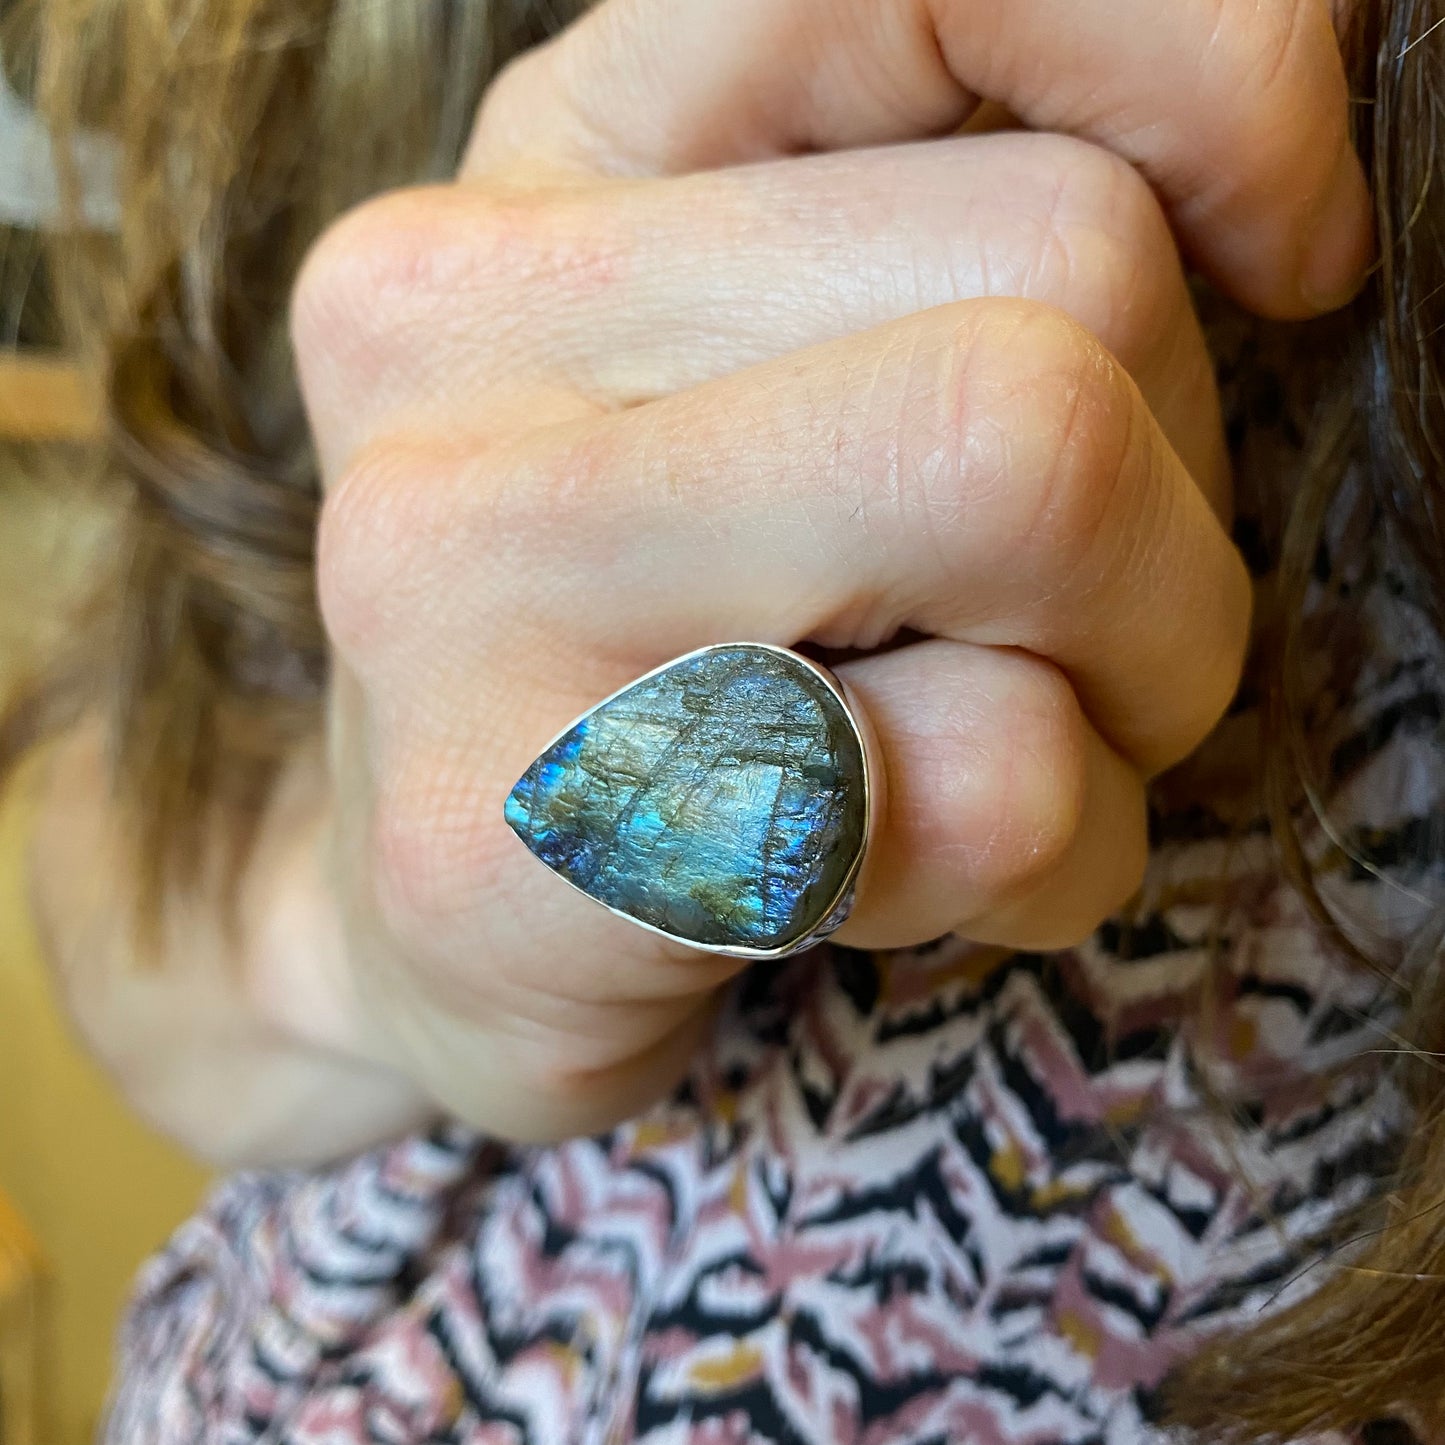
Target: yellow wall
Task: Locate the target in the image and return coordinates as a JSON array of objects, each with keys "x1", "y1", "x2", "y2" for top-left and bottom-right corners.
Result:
[
  {"x1": 0, "y1": 768, "x2": 209, "y2": 1445},
  {"x1": 1, "y1": 466, "x2": 209, "y2": 1444}
]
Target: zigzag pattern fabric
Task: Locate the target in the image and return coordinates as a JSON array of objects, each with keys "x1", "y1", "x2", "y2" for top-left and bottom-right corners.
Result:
[{"x1": 103, "y1": 316, "x2": 1442, "y2": 1444}]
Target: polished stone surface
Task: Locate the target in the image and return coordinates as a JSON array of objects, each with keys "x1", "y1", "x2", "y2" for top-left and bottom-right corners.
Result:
[{"x1": 505, "y1": 645, "x2": 866, "y2": 952}]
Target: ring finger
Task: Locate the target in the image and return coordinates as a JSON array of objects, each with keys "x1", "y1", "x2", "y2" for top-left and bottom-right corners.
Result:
[
  {"x1": 835, "y1": 636, "x2": 1147, "y2": 952},
  {"x1": 356, "y1": 633, "x2": 1146, "y2": 1013}
]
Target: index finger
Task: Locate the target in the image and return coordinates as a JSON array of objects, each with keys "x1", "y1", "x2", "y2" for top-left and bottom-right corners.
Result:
[{"x1": 466, "y1": 0, "x2": 1370, "y2": 319}]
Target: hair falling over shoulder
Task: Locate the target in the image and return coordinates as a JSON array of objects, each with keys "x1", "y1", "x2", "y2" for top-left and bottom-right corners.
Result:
[
  {"x1": 0, "y1": 0, "x2": 589, "y2": 911},
  {"x1": 1164, "y1": 0, "x2": 1445, "y2": 1431},
  {"x1": 5, "y1": 0, "x2": 1445, "y2": 1436}
]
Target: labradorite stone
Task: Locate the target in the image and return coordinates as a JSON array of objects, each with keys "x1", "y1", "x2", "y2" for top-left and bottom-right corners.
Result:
[{"x1": 504, "y1": 645, "x2": 866, "y2": 952}]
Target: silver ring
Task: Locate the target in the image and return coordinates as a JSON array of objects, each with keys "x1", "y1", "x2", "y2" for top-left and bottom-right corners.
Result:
[{"x1": 503, "y1": 642, "x2": 883, "y2": 959}]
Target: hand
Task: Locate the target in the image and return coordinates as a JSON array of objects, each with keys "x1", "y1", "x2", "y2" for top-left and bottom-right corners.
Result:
[{"x1": 286, "y1": 0, "x2": 1351, "y2": 1143}]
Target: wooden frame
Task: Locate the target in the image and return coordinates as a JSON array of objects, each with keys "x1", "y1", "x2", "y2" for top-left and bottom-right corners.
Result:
[{"x1": 0, "y1": 355, "x2": 99, "y2": 442}]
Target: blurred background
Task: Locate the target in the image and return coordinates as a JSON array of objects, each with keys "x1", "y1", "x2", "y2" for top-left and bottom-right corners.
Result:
[
  {"x1": 0, "y1": 749, "x2": 207, "y2": 1445},
  {"x1": 1, "y1": 60, "x2": 210, "y2": 1439}
]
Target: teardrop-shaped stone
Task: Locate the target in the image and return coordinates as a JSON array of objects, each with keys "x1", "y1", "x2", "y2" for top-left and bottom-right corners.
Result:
[{"x1": 504, "y1": 644, "x2": 867, "y2": 953}]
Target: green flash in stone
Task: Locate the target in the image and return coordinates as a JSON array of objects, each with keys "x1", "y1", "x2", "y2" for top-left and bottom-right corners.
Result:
[{"x1": 503, "y1": 644, "x2": 868, "y2": 954}]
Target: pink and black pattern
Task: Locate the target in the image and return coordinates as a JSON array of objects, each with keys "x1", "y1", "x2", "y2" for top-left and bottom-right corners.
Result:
[{"x1": 102, "y1": 320, "x2": 1443, "y2": 1443}]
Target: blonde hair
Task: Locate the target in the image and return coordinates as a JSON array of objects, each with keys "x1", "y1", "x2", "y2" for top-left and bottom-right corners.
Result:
[
  {"x1": 1, "y1": 0, "x2": 588, "y2": 910},
  {"x1": 6, "y1": 0, "x2": 1445, "y2": 1436}
]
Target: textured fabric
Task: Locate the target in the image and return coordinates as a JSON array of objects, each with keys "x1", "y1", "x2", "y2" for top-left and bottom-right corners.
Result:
[{"x1": 102, "y1": 313, "x2": 1445, "y2": 1444}]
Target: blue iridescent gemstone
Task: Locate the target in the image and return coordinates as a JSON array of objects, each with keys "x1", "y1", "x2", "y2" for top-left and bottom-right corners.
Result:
[{"x1": 504, "y1": 644, "x2": 867, "y2": 953}]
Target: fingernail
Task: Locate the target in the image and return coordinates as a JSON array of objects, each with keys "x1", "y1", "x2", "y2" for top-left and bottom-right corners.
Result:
[{"x1": 1300, "y1": 144, "x2": 1373, "y2": 313}]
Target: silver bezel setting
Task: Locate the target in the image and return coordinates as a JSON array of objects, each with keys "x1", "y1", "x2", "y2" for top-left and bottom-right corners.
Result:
[{"x1": 504, "y1": 640, "x2": 883, "y2": 961}]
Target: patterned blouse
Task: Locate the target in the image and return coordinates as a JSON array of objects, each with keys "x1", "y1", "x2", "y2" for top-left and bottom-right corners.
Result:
[{"x1": 102, "y1": 307, "x2": 1443, "y2": 1444}]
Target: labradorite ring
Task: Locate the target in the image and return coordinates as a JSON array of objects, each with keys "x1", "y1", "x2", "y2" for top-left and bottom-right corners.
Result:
[{"x1": 503, "y1": 642, "x2": 881, "y2": 959}]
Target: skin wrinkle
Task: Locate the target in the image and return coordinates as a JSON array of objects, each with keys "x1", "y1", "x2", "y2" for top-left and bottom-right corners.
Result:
[
  {"x1": 295, "y1": 195, "x2": 621, "y2": 464},
  {"x1": 893, "y1": 327, "x2": 984, "y2": 618},
  {"x1": 307, "y1": 138, "x2": 1231, "y2": 494},
  {"x1": 815, "y1": 0, "x2": 951, "y2": 144},
  {"x1": 1029, "y1": 353, "x2": 1142, "y2": 623},
  {"x1": 1025, "y1": 345, "x2": 1138, "y2": 607}
]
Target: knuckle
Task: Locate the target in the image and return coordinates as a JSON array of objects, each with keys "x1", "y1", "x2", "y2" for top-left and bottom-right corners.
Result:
[
  {"x1": 318, "y1": 428, "x2": 595, "y2": 672},
  {"x1": 291, "y1": 181, "x2": 593, "y2": 392},
  {"x1": 315, "y1": 437, "x2": 436, "y2": 661},
  {"x1": 1030, "y1": 139, "x2": 1180, "y2": 368},
  {"x1": 982, "y1": 791, "x2": 1148, "y2": 956},
  {"x1": 1017, "y1": 320, "x2": 1137, "y2": 588},
  {"x1": 889, "y1": 300, "x2": 1130, "y2": 617},
  {"x1": 950, "y1": 302, "x2": 1137, "y2": 591},
  {"x1": 291, "y1": 185, "x2": 455, "y2": 379},
  {"x1": 480, "y1": 425, "x2": 635, "y2": 595},
  {"x1": 968, "y1": 661, "x2": 1090, "y2": 901}
]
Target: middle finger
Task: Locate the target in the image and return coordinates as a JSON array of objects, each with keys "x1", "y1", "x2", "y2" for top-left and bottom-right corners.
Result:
[{"x1": 320, "y1": 297, "x2": 1250, "y2": 781}]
